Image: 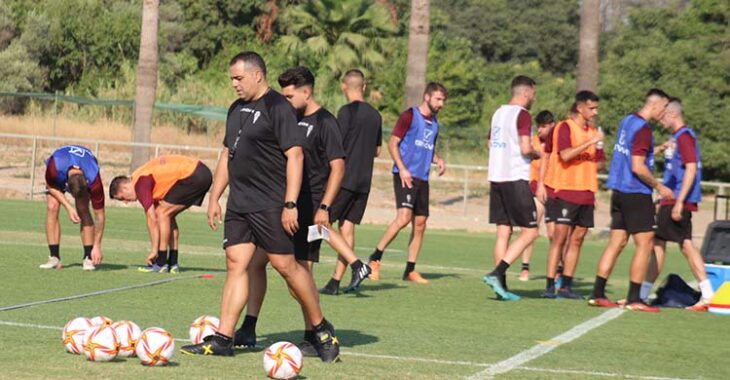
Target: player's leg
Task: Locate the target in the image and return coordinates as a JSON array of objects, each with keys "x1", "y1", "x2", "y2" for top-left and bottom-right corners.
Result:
[
  {"x1": 520, "y1": 199, "x2": 544, "y2": 281},
  {"x1": 369, "y1": 207, "x2": 412, "y2": 279},
  {"x1": 235, "y1": 247, "x2": 269, "y2": 347},
  {"x1": 41, "y1": 194, "x2": 62, "y2": 268},
  {"x1": 285, "y1": 260, "x2": 320, "y2": 357},
  {"x1": 326, "y1": 229, "x2": 370, "y2": 293},
  {"x1": 558, "y1": 225, "x2": 588, "y2": 299},
  {"x1": 75, "y1": 193, "x2": 95, "y2": 270},
  {"x1": 403, "y1": 215, "x2": 428, "y2": 283},
  {"x1": 681, "y1": 239, "x2": 714, "y2": 307},
  {"x1": 623, "y1": 231, "x2": 658, "y2": 311},
  {"x1": 588, "y1": 229, "x2": 628, "y2": 306},
  {"x1": 545, "y1": 223, "x2": 570, "y2": 297},
  {"x1": 167, "y1": 215, "x2": 181, "y2": 272},
  {"x1": 321, "y1": 220, "x2": 354, "y2": 295},
  {"x1": 154, "y1": 201, "x2": 187, "y2": 271},
  {"x1": 643, "y1": 239, "x2": 666, "y2": 301},
  {"x1": 181, "y1": 242, "x2": 256, "y2": 356}
]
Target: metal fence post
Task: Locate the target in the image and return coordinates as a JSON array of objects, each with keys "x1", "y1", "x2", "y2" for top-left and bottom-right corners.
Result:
[
  {"x1": 463, "y1": 168, "x2": 469, "y2": 215},
  {"x1": 155, "y1": 144, "x2": 160, "y2": 158},
  {"x1": 52, "y1": 91, "x2": 59, "y2": 136},
  {"x1": 94, "y1": 141, "x2": 100, "y2": 160},
  {"x1": 29, "y1": 137, "x2": 38, "y2": 200}
]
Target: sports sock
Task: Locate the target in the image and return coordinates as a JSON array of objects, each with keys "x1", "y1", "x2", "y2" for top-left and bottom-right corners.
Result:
[
  {"x1": 404, "y1": 261, "x2": 416, "y2": 276},
  {"x1": 490, "y1": 260, "x2": 510, "y2": 276},
  {"x1": 501, "y1": 273, "x2": 508, "y2": 291},
  {"x1": 546, "y1": 277, "x2": 555, "y2": 289},
  {"x1": 627, "y1": 281, "x2": 642, "y2": 303},
  {"x1": 561, "y1": 276, "x2": 573, "y2": 289},
  {"x1": 592, "y1": 276, "x2": 607, "y2": 299},
  {"x1": 156, "y1": 250, "x2": 168, "y2": 267},
  {"x1": 304, "y1": 329, "x2": 316, "y2": 343},
  {"x1": 241, "y1": 315, "x2": 258, "y2": 331},
  {"x1": 639, "y1": 281, "x2": 654, "y2": 300},
  {"x1": 557, "y1": 264, "x2": 564, "y2": 275},
  {"x1": 325, "y1": 278, "x2": 340, "y2": 289},
  {"x1": 214, "y1": 332, "x2": 232, "y2": 343},
  {"x1": 313, "y1": 318, "x2": 330, "y2": 333},
  {"x1": 370, "y1": 248, "x2": 383, "y2": 262},
  {"x1": 168, "y1": 249, "x2": 179, "y2": 266},
  {"x1": 699, "y1": 279, "x2": 714, "y2": 300},
  {"x1": 350, "y1": 259, "x2": 364, "y2": 272},
  {"x1": 521, "y1": 262, "x2": 530, "y2": 271},
  {"x1": 83, "y1": 245, "x2": 92, "y2": 260},
  {"x1": 49, "y1": 244, "x2": 60, "y2": 259}
]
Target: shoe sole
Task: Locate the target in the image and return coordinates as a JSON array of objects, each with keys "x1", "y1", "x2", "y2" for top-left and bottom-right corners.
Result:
[
  {"x1": 483, "y1": 275, "x2": 510, "y2": 299},
  {"x1": 180, "y1": 348, "x2": 234, "y2": 356}
]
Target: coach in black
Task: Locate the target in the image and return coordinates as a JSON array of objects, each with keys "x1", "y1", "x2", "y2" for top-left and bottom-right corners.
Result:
[{"x1": 180, "y1": 52, "x2": 339, "y2": 362}]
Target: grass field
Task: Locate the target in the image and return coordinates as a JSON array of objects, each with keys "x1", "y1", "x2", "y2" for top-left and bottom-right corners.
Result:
[{"x1": 0, "y1": 199, "x2": 726, "y2": 379}]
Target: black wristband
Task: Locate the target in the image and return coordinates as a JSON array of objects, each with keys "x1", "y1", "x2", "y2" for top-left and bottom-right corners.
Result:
[
  {"x1": 319, "y1": 203, "x2": 330, "y2": 212},
  {"x1": 284, "y1": 201, "x2": 297, "y2": 209}
]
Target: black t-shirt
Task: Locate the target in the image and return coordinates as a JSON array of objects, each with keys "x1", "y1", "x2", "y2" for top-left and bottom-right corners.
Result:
[
  {"x1": 223, "y1": 90, "x2": 303, "y2": 213},
  {"x1": 336, "y1": 101, "x2": 382, "y2": 193},
  {"x1": 299, "y1": 107, "x2": 346, "y2": 197}
]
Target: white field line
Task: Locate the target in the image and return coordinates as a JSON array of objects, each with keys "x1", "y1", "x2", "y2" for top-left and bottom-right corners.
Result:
[
  {"x1": 0, "y1": 275, "x2": 200, "y2": 312},
  {"x1": 518, "y1": 366, "x2": 698, "y2": 380},
  {"x1": 466, "y1": 308, "x2": 625, "y2": 380},
  {"x1": 0, "y1": 319, "x2": 699, "y2": 380}
]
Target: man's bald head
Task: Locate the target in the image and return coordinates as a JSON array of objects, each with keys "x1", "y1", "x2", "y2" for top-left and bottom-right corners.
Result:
[
  {"x1": 666, "y1": 97, "x2": 683, "y2": 116},
  {"x1": 342, "y1": 69, "x2": 365, "y2": 90}
]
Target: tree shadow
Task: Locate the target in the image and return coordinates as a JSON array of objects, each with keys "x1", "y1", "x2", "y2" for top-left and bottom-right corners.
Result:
[
  {"x1": 62, "y1": 263, "x2": 128, "y2": 271},
  {"x1": 419, "y1": 272, "x2": 460, "y2": 281},
  {"x1": 251, "y1": 329, "x2": 378, "y2": 350}
]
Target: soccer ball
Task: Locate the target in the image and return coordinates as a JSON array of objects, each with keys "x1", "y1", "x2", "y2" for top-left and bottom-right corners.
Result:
[
  {"x1": 83, "y1": 324, "x2": 119, "y2": 362},
  {"x1": 263, "y1": 341, "x2": 303, "y2": 380},
  {"x1": 62, "y1": 317, "x2": 93, "y2": 354},
  {"x1": 136, "y1": 327, "x2": 175, "y2": 366},
  {"x1": 112, "y1": 320, "x2": 142, "y2": 357},
  {"x1": 89, "y1": 315, "x2": 113, "y2": 327},
  {"x1": 189, "y1": 315, "x2": 220, "y2": 344}
]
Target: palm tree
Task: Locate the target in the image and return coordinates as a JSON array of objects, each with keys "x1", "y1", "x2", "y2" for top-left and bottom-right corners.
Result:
[
  {"x1": 277, "y1": 0, "x2": 398, "y2": 103},
  {"x1": 404, "y1": 0, "x2": 429, "y2": 107},
  {"x1": 131, "y1": 0, "x2": 159, "y2": 169},
  {"x1": 577, "y1": 0, "x2": 600, "y2": 92}
]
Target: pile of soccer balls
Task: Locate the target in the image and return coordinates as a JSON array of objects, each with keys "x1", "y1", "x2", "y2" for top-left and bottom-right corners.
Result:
[
  {"x1": 62, "y1": 315, "x2": 174, "y2": 366},
  {"x1": 62, "y1": 314, "x2": 304, "y2": 379}
]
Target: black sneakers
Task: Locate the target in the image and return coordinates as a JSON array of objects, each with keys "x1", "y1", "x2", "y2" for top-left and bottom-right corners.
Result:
[
  {"x1": 314, "y1": 319, "x2": 340, "y2": 363},
  {"x1": 180, "y1": 334, "x2": 234, "y2": 356},
  {"x1": 234, "y1": 326, "x2": 256, "y2": 348},
  {"x1": 319, "y1": 281, "x2": 340, "y2": 296},
  {"x1": 297, "y1": 339, "x2": 319, "y2": 357},
  {"x1": 343, "y1": 263, "x2": 371, "y2": 293}
]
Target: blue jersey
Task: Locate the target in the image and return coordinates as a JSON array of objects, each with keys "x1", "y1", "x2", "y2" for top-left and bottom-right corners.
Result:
[
  {"x1": 663, "y1": 127, "x2": 701, "y2": 204},
  {"x1": 46, "y1": 145, "x2": 100, "y2": 192},
  {"x1": 606, "y1": 114, "x2": 655, "y2": 194},
  {"x1": 392, "y1": 107, "x2": 439, "y2": 181}
]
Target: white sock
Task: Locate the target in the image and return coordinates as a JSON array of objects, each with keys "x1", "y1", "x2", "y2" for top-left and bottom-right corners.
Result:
[
  {"x1": 699, "y1": 279, "x2": 714, "y2": 301},
  {"x1": 640, "y1": 281, "x2": 654, "y2": 300}
]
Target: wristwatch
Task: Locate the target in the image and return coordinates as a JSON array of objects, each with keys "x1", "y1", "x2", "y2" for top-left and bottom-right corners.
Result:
[
  {"x1": 284, "y1": 201, "x2": 297, "y2": 209},
  {"x1": 319, "y1": 203, "x2": 330, "y2": 212}
]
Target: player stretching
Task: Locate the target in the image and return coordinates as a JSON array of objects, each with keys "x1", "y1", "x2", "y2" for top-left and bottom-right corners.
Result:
[
  {"x1": 483, "y1": 75, "x2": 541, "y2": 301},
  {"x1": 588, "y1": 88, "x2": 672, "y2": 312},
  {"x1": 180, "y1": 52, "x2": 339, "y2": 362},
  {"x1": 233, "y1": 67, "x2": 370, "y2": 357},
  {"x1": 41, "y1": 145, "x2": 106, "y2": 270},
  {"x1": 644, "y1": 98, "x2": 714, "y2": 311},
  {"x1": 320, "y1": 69, "x2": 383, "y2": 295},
  {"x1": 109, "y1": 155, "x2": 212, "y2": 273},
  {"x1": 368, "y1": 83, "x2": 447, "y2": 284},
  {"x1": 542, "y1": 91, "x2": 605, "y2": 299}
]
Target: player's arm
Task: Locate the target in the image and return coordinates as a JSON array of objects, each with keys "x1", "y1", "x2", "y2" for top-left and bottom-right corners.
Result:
[
  {"x1": 207, "y1": 148, "x2": 230, "y2": 230},
  {"x1": 91, "y1": 207, "x2": 105, "y2": 264},
  {"x1": 388, "y1": 135, "x2": 412, "y2": 188},
  {"x1": 317, "y1": 158, "x2": 345, "y2": 227},
  {"x1": 282, "y1": 146, "x2": 304, "y2": 235},
  {"x1": 520, "y1": 135, "x2": 541, "y2": 160},
  {"x1": 432, "y1": 150, "x2": 446, "y2": 176},
  {"x1": 536, "y1": 151, "x2": 549, "y2": 203},
  {"x1": 143, "y1": 205, "x2": 160, "y2": 264},
  {"x1": 631, "y1": 155, "x2": 673, "y2": 199},
  {"x1": 47, "y1": 186, "x2": 80, "y2": 223},
  {"x1": 558, "y1": 131, "x2": 604, "y2": 162}
]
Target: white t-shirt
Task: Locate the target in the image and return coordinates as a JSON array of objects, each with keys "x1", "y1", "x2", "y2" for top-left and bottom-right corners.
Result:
[{"x1": 488, "y1": 105, "x2": 532, "y2": 182}]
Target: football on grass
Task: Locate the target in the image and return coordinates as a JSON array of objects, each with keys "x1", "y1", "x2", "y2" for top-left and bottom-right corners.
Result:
[
  {"x1": 136, "y1": 327, "x2": 175, "y2": 366},
  {"x1": 189, "y1": 315, "x2": 220, "y2": 344},
  {"x1": 263, "y1": 341, "x2": 303, "y2": 380},
  {"x1": 62, "y1": 317, "x2": 93, "y2": 354},
  {"x1": 83, "y1": 324, "x2": 119, "y2": 362}
]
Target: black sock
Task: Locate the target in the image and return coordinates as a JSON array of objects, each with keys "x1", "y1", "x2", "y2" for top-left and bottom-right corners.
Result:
[
  {"x1": 404, "y1": 261, "x2": 416, "y2": 275},
  {"x1": 592, "y1": 276, "x2": 607, "y2": 299},
  {"x1": 562, "y1": 276, "x2": 574, "y2": 289},
  {"x1": 168, "y1": 249, "x2": 179, "y2": 266},
  {"x1": 49, "y1": 244, "x2": 60, "y2": 259},
  {"x1": 83, "y1": 245, "x2": 92, "y2": 260},
  {"x1": 325, "y1": 278, "x2": 340, "y2": 289},
  {"x1": 156, "y1": 250, "x2": 168, "y2": 267},
  {"x1": 241, "y1": 315, "x2": 257, "y2": 331},
  {"x1": 490, "y1": 260, "x2": 510, "y2": 276},
  {"x1": 521, "y1": 262, "x2": 530, "y2": 271},
  {"x1": 627, "y1": 281, "x2": 642, "y2": 303},
  {"x1": 546, "y1": 277, "x2": 555, "y2": 289},
  {"x1": 557, "y1": 265, "x2": 564, "y2": 275},
  {"x1": 313, "y1": 318, "x2": 330, "y2": 332},
  {"x1": 214, "y1": 332, "x2": 232, "y2": 342},
  {"x1": 304, "y1": 329, "x2": 316, "y2": 343},
  {"x1": 350, "y1": 259, "x2": 364, "y2": 272},
  {"x1": 501, "y1": 273, "x2": 508, "y2": 291},
  {"x1": 370, "y1": 248, "x2": 384, "y2": 262}
]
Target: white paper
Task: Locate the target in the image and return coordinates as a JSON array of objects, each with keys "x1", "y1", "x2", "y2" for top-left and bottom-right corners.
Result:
[{"x1": 307, "y1": 225, "x2": 330, "y2": 242}]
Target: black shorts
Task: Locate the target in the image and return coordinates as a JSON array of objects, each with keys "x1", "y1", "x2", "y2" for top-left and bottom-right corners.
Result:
[
  {"x1": 223, "y1": 208, "x2": 294, "y2": 253},
  {"x1": 489, "y1": 180, "x2": 538, "y2": 228},
  {"x1": 544, "y1": 197, "x2": 559, "y2": 223},
  {"x1": 393, "y1": 174, "x2": 429, "y2": 216},
  {"x1": 609, "y1": 190, "x2": 656, "y2": 234},
  {"x1": 330, "y1": 188, "x2": 369, "y2": 225},
  {"x1": 293, "y1": 193, "x2": 323, "y2": 262},
  {"x1": 548, "y1": 198, "x2": 595, "y2": 228},
  {"x1": 655, "y1": 204, "x2": 693, "y2": 243},
  {"x1": 164, "y1": 162, "x2": 213, "y2": 207}
]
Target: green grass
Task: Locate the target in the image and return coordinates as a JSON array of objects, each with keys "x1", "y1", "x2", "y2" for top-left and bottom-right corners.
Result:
[{"x1": 0, "y1": 199, "x2": 727, "y2": 379}]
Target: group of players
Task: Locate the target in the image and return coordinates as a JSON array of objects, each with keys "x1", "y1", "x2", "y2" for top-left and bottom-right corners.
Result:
[
  {"x1": 38, "y1": 51, "x2": 713, "y2": 362},
  {"x1": 483, "y1": 76, "x2": 713, "y2": 312}
]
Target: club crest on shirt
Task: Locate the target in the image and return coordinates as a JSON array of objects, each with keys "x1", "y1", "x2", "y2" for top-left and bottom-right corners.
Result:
[{"x1": 298, "y1": 121, "x2": 315, "y2": 138}]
